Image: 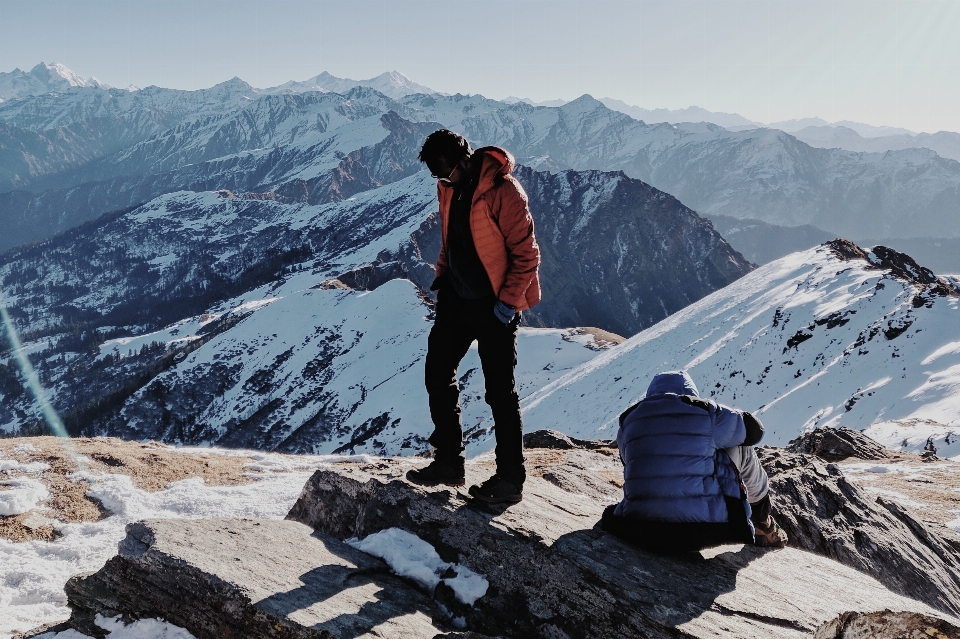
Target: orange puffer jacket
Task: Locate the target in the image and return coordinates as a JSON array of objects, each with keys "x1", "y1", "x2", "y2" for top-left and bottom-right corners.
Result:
[{"x1": 435, "y1": 147, "x2": 541, "y2": 311}]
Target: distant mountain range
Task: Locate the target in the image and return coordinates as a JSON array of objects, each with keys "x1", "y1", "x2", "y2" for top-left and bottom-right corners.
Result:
[{"x1": 3, "y1": 73, "x2": 960, "y2": 256}]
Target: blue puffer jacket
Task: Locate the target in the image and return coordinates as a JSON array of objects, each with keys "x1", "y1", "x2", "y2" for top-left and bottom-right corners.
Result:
[{"x1": 615, "y1": 371, "x2": 750, "y2": 524}]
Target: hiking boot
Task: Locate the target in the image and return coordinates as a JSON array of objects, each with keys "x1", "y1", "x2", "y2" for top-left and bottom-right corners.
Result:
[
  {"x1": 468, "y1": 474, "x2": 522, "y2": 504},
  {"x1": 406, "y1": 459, "x2": 465, "y2": 487},
  {"x1": 754, "y1": 517, "x2": 788, "y2": 548}
]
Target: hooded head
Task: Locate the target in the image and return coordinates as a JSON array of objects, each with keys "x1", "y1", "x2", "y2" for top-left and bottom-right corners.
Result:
[{"x1": 645, "y1": 371, "x2": 699, "y2": 398}]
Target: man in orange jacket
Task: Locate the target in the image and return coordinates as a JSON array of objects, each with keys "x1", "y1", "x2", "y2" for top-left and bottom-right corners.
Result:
[{"x1": 407, "y1": 129, "x2": 541, "y2": 503}]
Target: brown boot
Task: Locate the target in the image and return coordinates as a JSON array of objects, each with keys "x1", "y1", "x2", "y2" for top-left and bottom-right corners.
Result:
[{"x1": 754, "y1": 516, "x2": 788, "y2": 548}]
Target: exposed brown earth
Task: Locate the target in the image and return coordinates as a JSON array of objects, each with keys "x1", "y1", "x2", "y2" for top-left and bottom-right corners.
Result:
[
  {"x1": 0, "y1": 436, "x2": 256, "y2": 542},
  {"x1": 838, "y1": 456, "x2": 960, "y2": 528}
]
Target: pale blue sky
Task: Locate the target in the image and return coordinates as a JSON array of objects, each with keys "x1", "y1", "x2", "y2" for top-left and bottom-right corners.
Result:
[{"x1": 1, "y1": 0, "x2": 958, "y2": 132}]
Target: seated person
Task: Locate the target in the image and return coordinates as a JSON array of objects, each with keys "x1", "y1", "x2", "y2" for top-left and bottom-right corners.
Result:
[{"x1": 601, "y1": 371, "x2": 787, "y2": 552}]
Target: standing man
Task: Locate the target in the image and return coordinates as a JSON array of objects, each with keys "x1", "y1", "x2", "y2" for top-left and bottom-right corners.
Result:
[{"x1": 407, "y1": 130, "x2": 541, "y2": 504}]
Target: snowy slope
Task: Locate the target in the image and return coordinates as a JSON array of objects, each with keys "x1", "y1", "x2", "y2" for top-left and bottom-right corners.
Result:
[
  {"x1": 110, "y1": 279, "x2": 603, "y2": 453},
  {"x1": 522, "y1": 241, "x2": 960, "y2": 451}
]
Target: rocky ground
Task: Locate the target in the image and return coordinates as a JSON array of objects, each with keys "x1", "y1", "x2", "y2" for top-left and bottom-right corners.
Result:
[
  {"x1": 0, "y1": 437, "x2": 256, "y2": 543},
  {"x1": 4, "y1": 429, "x2": 960, "y2": 638}
]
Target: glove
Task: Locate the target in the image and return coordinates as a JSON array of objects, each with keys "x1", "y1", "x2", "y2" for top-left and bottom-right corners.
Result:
[{"x1": 494, "y1": 299, "x2": 515, "y2": 324}]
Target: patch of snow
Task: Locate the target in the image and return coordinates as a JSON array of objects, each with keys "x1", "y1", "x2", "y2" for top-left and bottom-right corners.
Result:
[
  {"x1": 231, "y1": 297, "x2": 281, "y2": 313},
  {"x1": 862, "y1": 487, "x2": 927, "y2": 510},
  {"x1": 346, "y1": 527, "x2": 489, "y2": 606},
  {"x1": 0, "y1": 477, "x2": 49, "y2": 515},
  {"x1": 0, "y1": 467, "x2": 316, "y2": 637},
  {"x1": 0, "y1": 459, "x2": 50, "y2": 474},
  {"x1": 39, "y1": 613, "x2": 197, "y2": 639}
]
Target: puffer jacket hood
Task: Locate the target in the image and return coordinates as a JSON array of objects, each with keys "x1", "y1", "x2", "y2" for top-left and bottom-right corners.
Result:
[
  {"x1": 473, "y1": 146, "x2": 516, "y2": 184},
  {"x1": 646, "y1": 371, "x2": 699, "y2": 398}
]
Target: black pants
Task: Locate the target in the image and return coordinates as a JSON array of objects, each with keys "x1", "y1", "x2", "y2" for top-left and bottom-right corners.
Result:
[{"x1": 424, "y1": 288, "x2": 525, "y2": 486}]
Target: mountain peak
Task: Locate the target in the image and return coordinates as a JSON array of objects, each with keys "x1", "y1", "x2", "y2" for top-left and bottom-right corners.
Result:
[{"x1": 0, "y1": 61, "x2": 103, "y2": 100}]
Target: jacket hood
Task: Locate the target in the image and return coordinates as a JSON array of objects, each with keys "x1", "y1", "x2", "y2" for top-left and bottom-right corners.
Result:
[
  {"x1": 645, "y1": 371, "x2": 699, "y2": 398},
  {"x1": 474, "y1": 146, "x2": 515, "y2": 183}
]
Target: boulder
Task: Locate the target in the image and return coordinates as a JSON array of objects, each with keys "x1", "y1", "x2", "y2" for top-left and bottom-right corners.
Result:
[
  {"x1": 814, "y1": 610, "x2": 960, "y2": 639},
  {"x1": 521, "y1": 429, "x2": 615, "y2": 451},
  {"x1": 784, "y1": 427, "x2": 890, "y2": 462}
]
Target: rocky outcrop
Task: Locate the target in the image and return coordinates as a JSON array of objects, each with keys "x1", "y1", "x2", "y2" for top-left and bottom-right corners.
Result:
[
  {"x1": 814, "y1": 610, "x2": 960, "y2": 639},
  {"x1": 826, "y1": 239, "x2": 960, "y2": 299},
  {"x1": 279, "y1": 447, "x2": 949, "y2": 638},
  {"x1": 47, "y1": 435, "x2": 960, "y2": 638},
  {"x1": 760, "y1": 447, "x2": 960, "y2": 615},
  {"x1": 785, "y1": 426, "x2": 891, "y2": 461},
  {"x1": 64, "y1": 518, "x2": 449, "y2": 638}
]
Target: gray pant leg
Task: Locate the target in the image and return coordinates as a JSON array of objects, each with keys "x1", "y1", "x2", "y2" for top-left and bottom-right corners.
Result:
[{"x1": 724, "y1": 445, "x2": 769, "y2": 502}]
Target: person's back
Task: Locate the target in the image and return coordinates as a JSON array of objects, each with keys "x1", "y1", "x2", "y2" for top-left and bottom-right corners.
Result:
[{"x1": 603, "y1": 371, "x2": 787, "y2": 552}]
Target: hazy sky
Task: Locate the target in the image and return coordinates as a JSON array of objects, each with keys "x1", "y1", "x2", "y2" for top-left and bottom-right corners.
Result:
[{"x1": 2, "y1": 0, "x2": 959, "y2": 132}]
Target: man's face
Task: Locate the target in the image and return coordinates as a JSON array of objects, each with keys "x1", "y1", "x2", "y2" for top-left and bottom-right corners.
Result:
[{"x1": 429, "y1": 156, "x2": 462, "y2": 185}]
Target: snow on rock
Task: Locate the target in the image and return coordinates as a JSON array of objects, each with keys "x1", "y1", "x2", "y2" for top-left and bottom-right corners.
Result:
[
  {"x1": 347, "y1": 527, "x2": 489, "y2": 606},
  {"x1": 522, "y1": 242, "x2": 960, "y2": 446}
]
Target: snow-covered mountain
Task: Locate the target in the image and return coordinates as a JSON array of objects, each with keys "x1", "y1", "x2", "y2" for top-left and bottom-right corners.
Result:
[
  {"x1": 0, "y1": 77, "x2": 263, "y2": 194},
  {"x1": 262, "y1": 70, "x2": 434, "y2": 99},
  {"x1": 0, "y1": 162, "x2": 749, "y2": 446},
  {"x1": 521, "y1": 240, "x2": 960, "y2": 455},
  {"x1": 0, "y1": 62, "x2": 106, "y2": 102}
]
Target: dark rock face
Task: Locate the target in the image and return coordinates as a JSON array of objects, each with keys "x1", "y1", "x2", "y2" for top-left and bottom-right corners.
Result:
[
  {"x1": 521, "y1": 428, "x2": 614, "y2": 451},
  {"x1": 47, "y1": 438, "x2": 956, "y2": 639},
  {"x1": 826, "y1": 238, "x2": 960, "y2": 298},
  {"x1": 785, "y1": 427, "x2": 891, "y2": 462},
  {"x1": 760, "y1": 447, "x2": 960, "y2": 615},
  {"x1": 814, "y1": 610, "x2": 960, "y2": 639}
]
